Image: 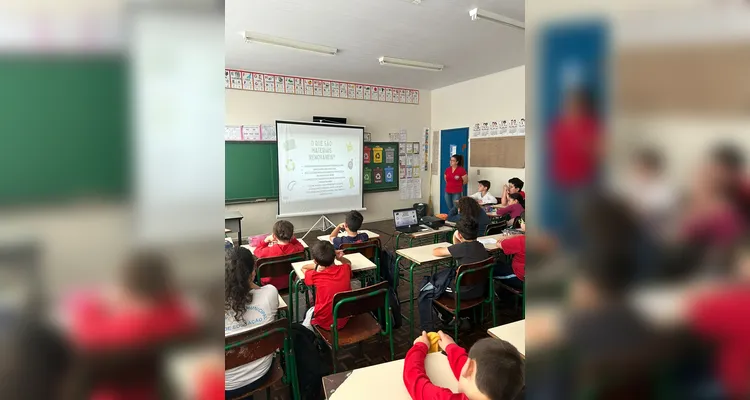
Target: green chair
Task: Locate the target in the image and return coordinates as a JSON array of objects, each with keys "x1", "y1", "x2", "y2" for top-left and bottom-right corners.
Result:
[
  {"x1": 313, "y1": 281, "x2": 394, "y2": 373},
  {"x1": 485, "y1": 222, "x2": 507, "y2": 236},
  {"x1": 255, "y1": 252, "x2": 305, "y2": 325},
  {"x1": 225, "y1": 318, "x2": 299, "y2": 400},
  {"x1": 432, "y1": 257, "x2": 496, "y2": 342},
  {"x1": 495, "y1": 278, "x2": 525, "y2": 318},
  {"x1": 340, "y1": 238, "x2": 381, "y2": 285}
]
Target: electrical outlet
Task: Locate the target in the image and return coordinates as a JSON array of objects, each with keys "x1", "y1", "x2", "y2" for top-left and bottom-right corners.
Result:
[{"x1": 477, "y1": 169, "x2": 481, "y2": 175}]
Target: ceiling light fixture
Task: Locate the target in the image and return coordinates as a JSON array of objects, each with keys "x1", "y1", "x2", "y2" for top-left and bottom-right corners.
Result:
[
  {"x1": 378, "y1": 56, "x2": 444, "y2": 71},
  {"x1": 241, "y1": 31, "x2": 338, "y2": 55},
  {"x1": 469, "y1": 8, "x2": 525, "y2": 30}
]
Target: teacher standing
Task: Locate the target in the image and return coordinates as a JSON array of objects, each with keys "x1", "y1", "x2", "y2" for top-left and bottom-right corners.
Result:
[{"x1": 444, "y1": 154, "x2": 468, "y2": 212}]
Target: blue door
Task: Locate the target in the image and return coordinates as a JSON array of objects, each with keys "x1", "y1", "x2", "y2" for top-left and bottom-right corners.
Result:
[{"x1": 439, "y1": 127, "x2": 469, "y2": 214}]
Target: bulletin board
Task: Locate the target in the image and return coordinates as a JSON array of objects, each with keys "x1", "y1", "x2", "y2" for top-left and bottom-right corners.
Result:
[
  {"x1": 470, "y1": 137, "x2": 525, "y2": 168},
  {"x1": 363, "y1": 142, "x2": 399, "y2": 192}
]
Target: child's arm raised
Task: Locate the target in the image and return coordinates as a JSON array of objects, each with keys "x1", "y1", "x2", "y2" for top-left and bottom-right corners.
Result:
[{"x1": 329, "y1": 223, "x2": 345, "y2": 240}]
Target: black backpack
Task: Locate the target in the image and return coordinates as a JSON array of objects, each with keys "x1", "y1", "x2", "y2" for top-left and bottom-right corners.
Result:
[
  {"x1": 287, "y1": 323, "x2": 332, "y2": 400},
  {"x1": 377, "y1": 249, "x2": 403, "y2": 330}
]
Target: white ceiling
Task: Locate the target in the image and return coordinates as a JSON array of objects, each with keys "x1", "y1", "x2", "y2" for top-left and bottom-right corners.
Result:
[{"x1": 225, "y1": 0, "x2": 525, "y2": 90}]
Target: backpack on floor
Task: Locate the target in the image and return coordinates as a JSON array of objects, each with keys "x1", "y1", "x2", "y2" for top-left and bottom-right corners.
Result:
[
  {"x1": 287, "y1": 323, "x2": 331, "y2": 400},
  {"x1": 377, "y1": 249, "x2": 403, "y2": 330}
]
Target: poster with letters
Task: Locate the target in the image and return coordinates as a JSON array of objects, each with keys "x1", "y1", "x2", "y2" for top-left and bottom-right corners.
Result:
[{"x1": 242, "y1": 72, "x2": 253, "y2": 90}]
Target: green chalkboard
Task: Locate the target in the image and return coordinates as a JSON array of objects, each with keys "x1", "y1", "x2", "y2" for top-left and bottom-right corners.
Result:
[
  {"x1": 225, "y1": 141, "x2": 278, "y2": 203},
  {"x1": 0, "y1": 55, "x2": 129, "y2": 205},
  {"x1": 363, "y1": 142, "x2": 399, "y2": 193}
]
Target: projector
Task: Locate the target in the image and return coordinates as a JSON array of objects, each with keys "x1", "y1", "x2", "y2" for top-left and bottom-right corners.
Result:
[{"x1": 420, "y1": 216, "x2": 445, "y2": 230}]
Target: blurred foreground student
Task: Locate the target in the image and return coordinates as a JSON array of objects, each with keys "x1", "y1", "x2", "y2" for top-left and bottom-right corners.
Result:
[
  {"x1": 404, "y1": 330, "x2": 524, "y2": 400},
  {"x1": 225, "y1": 247, "x2": 280, "y2": 398},
  {"x1": 254, "y1": 220, "x2": 305, "y2": 290}
]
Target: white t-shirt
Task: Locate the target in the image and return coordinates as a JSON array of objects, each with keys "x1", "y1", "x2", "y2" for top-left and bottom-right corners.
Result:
[
  {"x1": 470, "y1": 191, "x2": 497, "y2": 204},
  {"x1": 225, "y1": 285, "x2": 279, "y2": 390}
]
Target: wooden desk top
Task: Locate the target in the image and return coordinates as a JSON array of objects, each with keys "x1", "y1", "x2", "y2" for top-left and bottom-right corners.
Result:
[
  {"x1": 290, "y1": 252, "x2": 376, "y2": 280},
  {"x1": 488, "y1": 320, "x2": 525, "y2": 355},
  {"x1": 278, "y1": 294, "x2": 287, "y2": 311},
  {"x1": 316, "y1": 230, "x2": 381, "y2": 243},
  {"x1": 242, "y1": 238, "x2": 309, "y2": 254},
  {"x1": 396, "y1": 242, "x2": 453, "y2": 264},
  {"x1": 323, "y1": 352, "x2": 457, "y2": 399}
]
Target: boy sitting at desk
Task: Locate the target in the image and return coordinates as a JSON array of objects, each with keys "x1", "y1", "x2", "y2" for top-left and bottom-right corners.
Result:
[
  {"x1": 417, "y1": 218, "x2": 490, "y2": 332},
  {"x1": 470, "y1": 180, "x2": 497, "y2": 205},
  {"x1": 254, "y1": 220, "x2": 305, "y2": 290},
  {"x1": 500, "y1": 178, "x2": 526, "y2": 206},
  {"x1": 329, "y1": 210, "x2": 369, "y2": 249},
  {"x1": 404, "y1": 330, "x2": 525, "y2": 400},
  {"x1": 300, "y1": 241, "x2": 353, "y2": 331}
]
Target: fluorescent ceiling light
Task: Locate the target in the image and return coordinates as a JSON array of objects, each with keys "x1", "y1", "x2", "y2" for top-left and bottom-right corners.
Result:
[
  {"x1": 378, "y1": 56, "x2": 443, "y2": 71},
  {"x1": 469, "y1": 8, "x2": 525, "y2": 30},
  {"x1": 241, "y1": 31, "x2": 338, "y2": 55}
]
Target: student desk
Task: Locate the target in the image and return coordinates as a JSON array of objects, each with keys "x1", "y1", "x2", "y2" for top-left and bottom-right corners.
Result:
[
  {"x1": 224, "y1": 211, "x2": 243, "y2": 244},
  {"x1": 395, "y1": 242, "x2": 454, "y2": 338},
  {"x1": 395, "y1": 225, "x2": 455, "y2": 249},
  {"x1": 322, "y1": 352, "x2": 457, "y2": 399},
  {"x1": 316, "y1": 229, "x2": 381, "y2": 243},
  {"x1": 488, "y1": 320, "x2": 525, "y2": 355},
  {"x1": 289, "y1": 253, "x2": 377, "y2": 322},
  {"x1": 242, "y1": 238, "x2": 310, "y2": 259}
]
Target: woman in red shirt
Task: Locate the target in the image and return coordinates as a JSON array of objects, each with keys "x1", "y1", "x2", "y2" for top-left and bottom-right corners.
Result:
[{"x1": 444, "y1": 154, "x2": 468, "y2": 212}]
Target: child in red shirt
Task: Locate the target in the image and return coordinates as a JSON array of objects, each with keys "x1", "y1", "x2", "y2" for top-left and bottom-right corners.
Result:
[
  {"x1": 300, "y1": 241, "x2": 353, "y2": 330},
  {"x1": 66, "y1": 251, "x2": 196, "y2": 400},
  {"x1": 404, "y1": 330, "x2": 524, "y2": 400},
  {"x1": 254, "y1": 220, "x2": 305, "y2": 290}
]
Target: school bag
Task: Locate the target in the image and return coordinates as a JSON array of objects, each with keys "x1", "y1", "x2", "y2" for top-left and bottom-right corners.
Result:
[
  {"x1": 287, "y1": 323, "x2": 331, "y2": 400},
  {"x1": 377, "y1": 249, "x2": 403, "y2": 330}
]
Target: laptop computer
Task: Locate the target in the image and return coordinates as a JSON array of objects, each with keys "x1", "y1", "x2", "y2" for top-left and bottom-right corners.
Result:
[{"x1": 393, "y1": 208, "x2": 421, "y2": 233}]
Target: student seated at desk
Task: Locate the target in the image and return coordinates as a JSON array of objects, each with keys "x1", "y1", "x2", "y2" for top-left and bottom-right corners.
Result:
[
  {"x1": 469, "y1": 180, "x2": 497, "y2": 205},
  {"x1": 493, "y1": 193, "x2": 525, "y2": 221},
  {"x1": 404, "y1": 330, "x2": 525, "y2": 400},
  {"x1": 253, "y1": 220, "x2": 305, "y2": 290},
  {"x1": 494, "y1": 228, "x2": 526, "y2": 291},
  {"x1": 300, "y1": 241, "x2": 353, "y2": 331},
  {"x1": 448, "y1": 197, "x2": 491, "y2": 238},
  {"x1": 225, "y1": 247, "x2": 280, "y2": 398},
  {"x1": 418, "y1": 218, "x2": 490, "y2": 332},
  {"x1": 329, "y1": 210, "x2": 369, "y2": 249},
  {"x1": 500, "y1": 177, "x2": 526, "y2": 206}
]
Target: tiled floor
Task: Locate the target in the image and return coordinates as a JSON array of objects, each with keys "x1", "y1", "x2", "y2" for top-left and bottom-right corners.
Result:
[{"x1": 260, "y1": 220, "x2": 523, "y2": 399}]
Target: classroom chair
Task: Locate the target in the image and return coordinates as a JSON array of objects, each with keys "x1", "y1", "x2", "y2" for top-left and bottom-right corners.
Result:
[
  {"x1": 340, "y1": 238, "x2": 381, "y2": 285},
  {"x1": 495, "y1": 279, "x2": 525, "y2": 318},
  {"x1": 255, "y1": 252, "x2": 306, "y2": 324},
  {"x1": 225, "y1": 318, "x2": 299, "y2": 400},
  {"x1": 313, "y1": 281, "x2": 394, "y2": 373},
  {"x1": 432, "y1": 258, "x2": 496, "y2": 343},
  {"x1": 485, "y1": 223, "x2": 507, "y2": 236}
]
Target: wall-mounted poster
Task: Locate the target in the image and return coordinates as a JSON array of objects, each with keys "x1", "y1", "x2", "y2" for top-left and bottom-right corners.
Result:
[{"x1": 363, "y1": 142, "x2": 399, "y2": 193}]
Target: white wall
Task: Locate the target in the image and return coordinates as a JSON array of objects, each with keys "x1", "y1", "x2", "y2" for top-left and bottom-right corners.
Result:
[
  {"x1": 225, "y1": 89, "x2": 431, "y2": 236},
  {"x1": 430, "y1": 66, "x2": 526, "y2": 206}
]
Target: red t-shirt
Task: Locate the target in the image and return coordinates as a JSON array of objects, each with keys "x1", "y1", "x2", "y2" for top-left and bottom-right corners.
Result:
[
  {"x1": 444, "y1": 166, "x2": 467, "y2": 194},
  {"x1": 403, "y1": 342, "x2": 468, "y2": 400},
  {"x1": 519, "y1": 190, "x2": 526, "y2": 199},
  {"x1": 549, "y1": 115, "x2": 599, "y2": 187},
  {"x1": 304, "y1": 263, "x2": 353, "y2": 330},
  {"x1": 254, "y1": 237, "x2": 305, "y2": 290},
  {"x1": 501, "y1": 235, "x2": 525, "y2": 281},
  {"x1": 688, "y1": 285, "x2": 750, "y2": 398}
]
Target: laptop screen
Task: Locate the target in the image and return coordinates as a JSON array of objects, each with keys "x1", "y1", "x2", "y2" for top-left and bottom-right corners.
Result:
[{"x1": 394, "y1": 209, "x2": 418, "y2": 227}]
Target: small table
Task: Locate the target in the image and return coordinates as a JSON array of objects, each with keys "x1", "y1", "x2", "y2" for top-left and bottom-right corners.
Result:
[
  {"x1": 395, "y1": 242, "x2": 454, "y2": 338},
  {"x1": 289, "y1": 253, "x2": 377, "y2": 322},
  {"x1": 225, "y1": 211, "x2": 243, "y2": 244},
  {"x1": 242, "y1": 238, "x2": 310, "y2": 259},
  {"x1": 487, "y1": 320, "x2": 525, "y2": 355},
  {"x1": 395, "y1": 225, "x2": 455, "y2": 249},
  {"x1": 316, "y1": 229, "x2": 381, "y2": 243},
  {"x1": 322, "y1": 352, "x2": 457, "y2": 399}
]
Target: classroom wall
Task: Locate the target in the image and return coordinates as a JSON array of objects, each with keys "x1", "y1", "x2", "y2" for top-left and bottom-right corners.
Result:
[
  {"x1": 225, "y1": 89, "x2": 431, "y2": 236},
  {"x1": 430, "y1": 66, "x2": 526, "y2": 207}
]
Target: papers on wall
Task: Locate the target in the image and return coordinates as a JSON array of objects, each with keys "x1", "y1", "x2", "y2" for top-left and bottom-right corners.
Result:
[
  {"x1": 399, "y1": 178, "x2": 422, "y2": 200},
  {"x1": 471, "y1": 118, "x2": 526, "y2": 139},
  {"x1": 260, "y1": 124, "x2": 276, "y2": 141},
  {"x1": 224, "y1": 125, "x2": 242, "y2": 141},
  {"x1": 241, "y1": 125, "x2": 261, "y2": 141},
  {"x1": 399, "y1": 129, "x2": 407, "y2": 142},
  {"x1": 412, "y1": 166, "x2": 420, "y2": 178},
  {"x1": 423, "y1": 128, "x2": 429, "y2": 171},
  {"x1": 431, "y1": 130, "x2": 439, "y2": 175}
]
